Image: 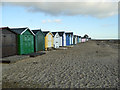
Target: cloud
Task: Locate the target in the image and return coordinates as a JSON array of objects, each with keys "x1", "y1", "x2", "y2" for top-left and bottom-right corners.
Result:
[
  {"x1": 2, "y1": 1, "x2": 119, "y2": 18},
  {"x1": 42, "y1": 19, "x2": 62, "y2": 23},
  {"x1": 1, "y1": 0, "x2": 119, "y2": 2}
]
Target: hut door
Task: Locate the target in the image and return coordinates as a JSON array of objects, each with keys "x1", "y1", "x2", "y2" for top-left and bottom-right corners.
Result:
[
  {"x1": 55, "y1": 36, "x2": 59, "y2": 48},
  {"x1": 48, "y1": 34, "x2": 52, "y2": 47},
  {"x1": 66, "y1": 35, "x2": 69, "y2": 46}
]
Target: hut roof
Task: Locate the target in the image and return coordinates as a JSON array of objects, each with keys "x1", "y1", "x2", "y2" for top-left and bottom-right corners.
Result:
[
  {"x1": 0, "y1": 27, "x2": 10, "y2": 30},
  {"x1": 10, "y1": 28, "x2": 27, "y2": 34},
  {"x1": 32, "y1": 29, "x2": 43, "y2": 35},
  {"x1": 74, "y1": 35, "x2": 77, "y2": 37},
  {"x1": 65, "y1": 32, "x2": 73, "y2": 35},
  {"x1": 42, "y1": 31, "x2": 50, "y2": 36},
  {"x1": 58, "y1": 32, "x2": 65, "y2": 36},
  {"x1": 0, "y1": 27, "x2": 19, "y2": 34},
  {"x1": 81, "y1": 37, "x2": 86, "y2": 39},
  {"x1": 52, "y1": 32, "x2": 57, "y2": 36},
  {"x1": 10, "y1": 27, "x2": 35, "y2": 35}
]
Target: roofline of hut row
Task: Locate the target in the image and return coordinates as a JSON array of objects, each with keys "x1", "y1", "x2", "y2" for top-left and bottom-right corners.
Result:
[{"x1": 21, "y1": 27, "x2": 35, "y2": 36}]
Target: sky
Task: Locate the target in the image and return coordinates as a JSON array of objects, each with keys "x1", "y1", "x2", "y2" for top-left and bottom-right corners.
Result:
[{"x1": 0, "y1": 0, "x2": 119, "y2": 39}]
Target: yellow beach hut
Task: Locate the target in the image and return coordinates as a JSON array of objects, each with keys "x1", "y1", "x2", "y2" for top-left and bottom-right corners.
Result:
[{"x1": 43, "y1": 31, "x2": 54, "y2": 50}]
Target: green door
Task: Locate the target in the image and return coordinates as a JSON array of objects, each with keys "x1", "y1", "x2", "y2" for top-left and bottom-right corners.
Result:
[
  {"x1": 36, "y1": 32, "x2": 45, "y2": 51},
  {"x1": 22, "y1": 35, "x2": 34, "y2": 54}
]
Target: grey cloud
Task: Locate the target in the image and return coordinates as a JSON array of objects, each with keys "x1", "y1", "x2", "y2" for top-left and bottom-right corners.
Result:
[{"x1": 2, "y1": 2, "x2": 118, "y2": 18}]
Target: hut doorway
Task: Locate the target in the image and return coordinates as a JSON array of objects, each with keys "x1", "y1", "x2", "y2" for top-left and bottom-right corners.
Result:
[{"x1": 48, "y1": 34, "x2": 52, "y2": 47}]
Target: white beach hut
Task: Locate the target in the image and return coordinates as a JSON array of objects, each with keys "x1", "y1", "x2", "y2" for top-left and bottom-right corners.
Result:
[
  {"x1": 52, "y1": 32, "x2": 60, "y2": 48},
  {"x1": 58, "y1": 31, "x2": 66, "y2": 46}
]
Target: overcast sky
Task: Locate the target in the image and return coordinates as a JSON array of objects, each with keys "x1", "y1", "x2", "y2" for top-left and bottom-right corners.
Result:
[{"x1": 1, "y1": 0, "x2": 119, "y2": 39}]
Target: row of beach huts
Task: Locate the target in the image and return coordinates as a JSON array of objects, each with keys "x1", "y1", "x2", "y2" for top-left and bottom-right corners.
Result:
[{"x1": 0, "y1": 27, "x2": 90, "y2": 58}]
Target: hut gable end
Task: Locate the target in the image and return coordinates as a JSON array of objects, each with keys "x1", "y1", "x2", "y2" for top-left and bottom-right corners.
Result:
[{"x1": 10, "y1": 27, "x2": 35, "y2": 35}]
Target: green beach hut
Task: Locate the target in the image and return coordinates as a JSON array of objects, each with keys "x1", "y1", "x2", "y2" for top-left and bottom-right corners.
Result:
[
  {"x1": 10, "y1": 27, "x2": 35, "y2": 55},
  {"x1": 32, "y1": 29, "x2": 45, "y2": 52}
]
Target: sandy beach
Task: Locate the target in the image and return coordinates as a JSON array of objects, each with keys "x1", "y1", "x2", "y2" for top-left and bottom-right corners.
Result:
[{"x1": 1, "y1": 40, "x2": 119, "y2": 88}]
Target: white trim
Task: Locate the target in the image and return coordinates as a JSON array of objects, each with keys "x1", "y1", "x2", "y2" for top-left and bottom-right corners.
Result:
[
  {"x1": 46, "y1": 31, "x2": 54, "y2": 37},
  {"x1": 21, "y1": 27, "x2": 35, "y2": 36}
]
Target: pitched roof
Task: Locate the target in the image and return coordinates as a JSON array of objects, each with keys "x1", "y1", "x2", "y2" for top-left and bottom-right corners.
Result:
[
  {"x1": 32, "y1": 30, "x2": 41, "y2": 34},
  {"x1": 0, "y1": 27, "x2": 17, "y2": 34},
  {"x1": 58, "y1": 32, "x2": 65, "y2": 36},
  {"x1": 10, "y1": 27, "x2": 27, "y2": 34},
  {"x1": 74, "y1": 35, "x2": 77, "y2": 37},
  {"x1": 0, "y1": 27, "x2": 10, "y2": 30},
  {"x1": 42, "y1": 31, "x2": 50, "y2": 36},
  {"x1": 52, "y1": 32, "x2": 57, "y2": 36},
  {"x1": 10, "y1": 27, "x2": 35, "y2": 35}
]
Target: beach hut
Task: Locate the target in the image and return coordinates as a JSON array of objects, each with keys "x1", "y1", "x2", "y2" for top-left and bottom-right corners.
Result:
[
  {"x1": 77, "y1": 36, "x2": 79, "y2": 43},
  {"x1": 79, "y1": 36, "x2": 82, "y2": 43},
  {"x1": 84, "y1": 34, "x2": 89, "y2": 42},
  {"x1": 32, "y1": 29, "x2": 45, "y2": 52},
  {"x1": 43, "y1": 31, "x2": 54, "y2": 50},
  {"x1": 73, "y1": 35, "x2": 77, "y2": 45},
  {"x1": 65, "y1": 33, "x2": 70, "y2": 46},
  {"x1": 10, "y1": 27, "x2": 35, "y2": 55},
  {"x1": 0, "y1": 27, "x2": 18, "y2": 57},
  {"x1": 58, "y1": 31, "x2": 66, "y2": 46},
  {"x1": 65, "y1": 32, "x2": 73, "y2": 46},
  {"x1": 71, "y1": 34, "x2": 74, "y2": 45},
  {"x1": 81, "y1": 37, "x2": 86, "y2": 43},
  {"x1": 52, "y1": 32, "x2": 60, "y2": 48}
]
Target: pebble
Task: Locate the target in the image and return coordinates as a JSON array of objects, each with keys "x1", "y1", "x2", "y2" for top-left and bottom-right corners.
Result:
[{"x1": 2, "y1": 41, "x2": 118, "y2": 88}]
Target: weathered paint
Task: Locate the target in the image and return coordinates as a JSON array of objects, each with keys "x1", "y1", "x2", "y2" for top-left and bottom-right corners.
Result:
[
  {"x1": 45, "y1": 32, "x2": 54, "y2": 50},
  {"x1": 1, "y1": 27, "x2": 18, "y2": 57}
]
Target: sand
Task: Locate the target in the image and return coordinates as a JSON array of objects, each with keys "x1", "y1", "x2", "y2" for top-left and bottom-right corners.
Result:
[{"x1": 1, "y1": 40, "x2": 119, "y2": 88}]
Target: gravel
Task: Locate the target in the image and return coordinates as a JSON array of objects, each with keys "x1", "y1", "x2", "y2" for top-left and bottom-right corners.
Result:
[{"x1": 2, "y1": 41, "x2": 119, "y2": 88}]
